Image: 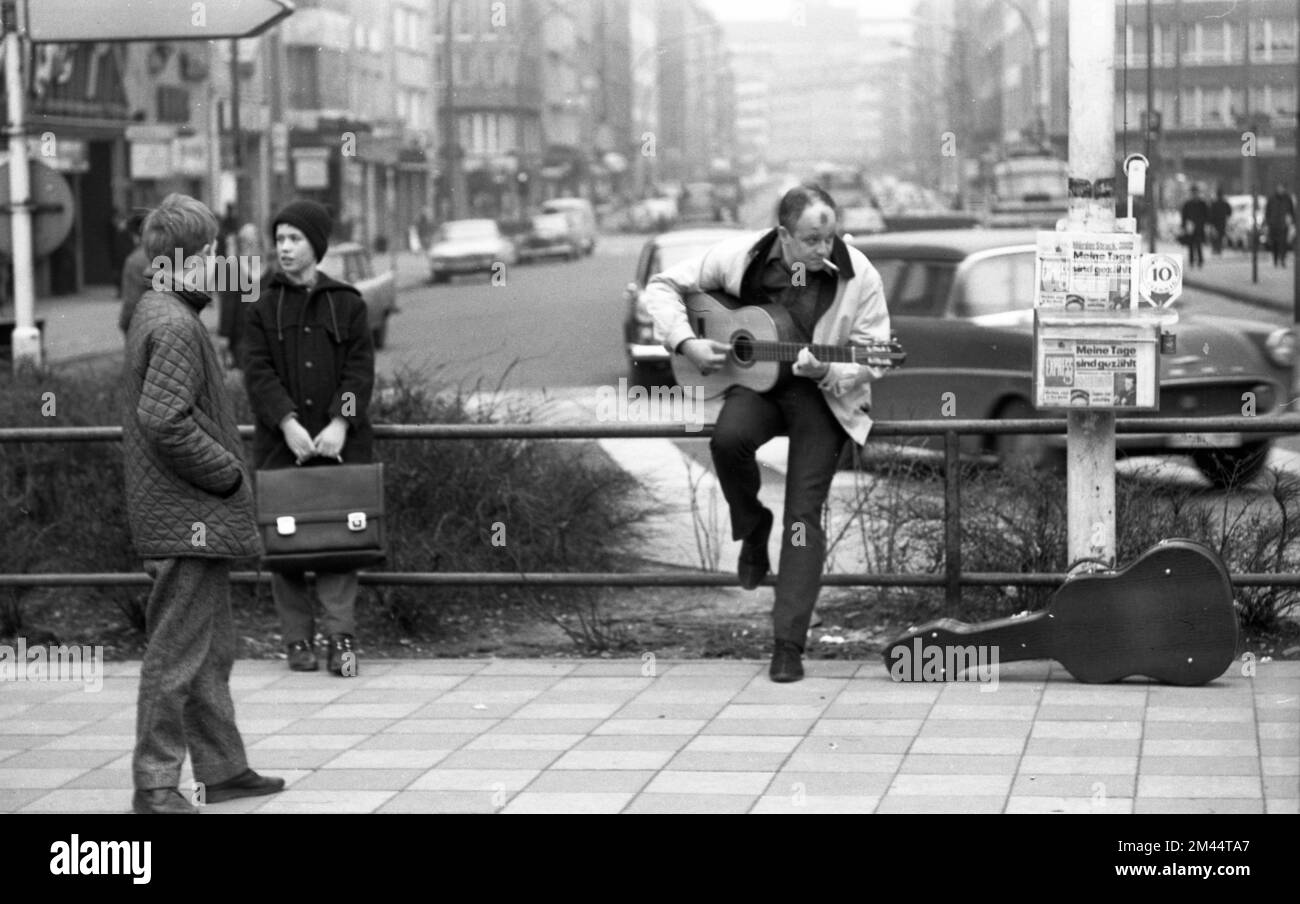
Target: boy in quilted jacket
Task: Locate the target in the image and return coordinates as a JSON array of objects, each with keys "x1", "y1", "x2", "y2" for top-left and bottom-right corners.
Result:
[{"x1": 121, "y1": 193, "x2": 284, "y2": 814}]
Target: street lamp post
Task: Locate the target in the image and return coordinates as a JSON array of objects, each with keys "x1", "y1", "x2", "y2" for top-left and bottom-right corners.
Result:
[{"x1": 441, "y1": 0, "x2": 465, "y2": 220}]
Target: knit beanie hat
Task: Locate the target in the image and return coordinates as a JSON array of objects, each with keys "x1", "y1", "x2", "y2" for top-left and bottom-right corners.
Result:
[{"x1": 271, "y1": 200, "x2": 332, "y2": 263}]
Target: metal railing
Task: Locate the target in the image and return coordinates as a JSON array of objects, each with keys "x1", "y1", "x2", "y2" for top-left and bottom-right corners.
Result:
[{"x1": 3, "y1": 415, "x2": 1300, "y2": 607}]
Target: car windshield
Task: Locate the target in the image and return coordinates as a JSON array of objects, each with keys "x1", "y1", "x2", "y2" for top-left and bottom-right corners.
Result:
[
  {"x1": 957, "y1": 251, "x2": 1036, "y2": 316},
  {"x1": 440, "y1": 221, "x2": 498, "y2": 240},
  {"x1": 867, "y1": 257, "x2": 955, "y2": 316}
]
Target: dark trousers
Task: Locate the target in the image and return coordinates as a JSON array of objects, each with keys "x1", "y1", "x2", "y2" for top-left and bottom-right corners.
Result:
[
  {"x1": 1186, "y1": 227, "x2": 1205, "y2": 267},
  {"x1": 710, "y1": 379, "x2": 847, "y2": 647},
  {"x1": 133, "y1": 557, "x2": 249, "y2": 791},
  {"x1": 1269, "y1": 226, "x2": 1289, "y2": 266},
  {"x1": 272, "y1": 570, "x2": 359, "y2": 644}
]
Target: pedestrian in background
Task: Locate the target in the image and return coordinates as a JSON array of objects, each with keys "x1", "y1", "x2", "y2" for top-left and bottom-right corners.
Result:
[
  {"x1": 1180, "y1": 184, "x2": 1208, "y2": 269},
  {"x1": 242, "y1": 200, "x2": 376, "y2": 676},
  {"x1": 1208, "y1": 186, "x2": 1231, "y2": 256},
  {"x1": 121, "y1": 192, "x2": 284, "y2": 814},
  {"x1": 117, "y1": 211, "x2": 151, "y2": 333},
  {"x1": 1264, "y1": 182, "x2": 1295, "y2": 268}
]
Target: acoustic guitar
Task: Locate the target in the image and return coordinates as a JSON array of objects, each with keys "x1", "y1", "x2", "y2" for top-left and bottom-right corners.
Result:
[
  {"x1": 882, "y1": 539, "x2": 1239, "y2": 686},
  {"x1": 671, "y1": 291, "x2": 905, "y2": 399}
]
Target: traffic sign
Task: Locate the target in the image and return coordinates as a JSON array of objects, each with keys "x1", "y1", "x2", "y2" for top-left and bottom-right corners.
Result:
[
  {"x1": 1138, "y1": 253, "x2": 1182, "y2": 308},
  {"x1": 0, "y1": 159, "x2": 74, "y2": 257},
  {"x1": 27, "y1": 0, "x2": 294, "y2": 43}
]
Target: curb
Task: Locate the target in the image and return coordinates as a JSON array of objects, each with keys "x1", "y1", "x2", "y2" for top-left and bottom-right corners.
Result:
[{"x1": 1183, "y1": 275, "x2": 1293, "y2": 315}]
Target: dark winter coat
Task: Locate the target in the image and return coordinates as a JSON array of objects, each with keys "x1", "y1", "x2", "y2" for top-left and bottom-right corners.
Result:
[
  {"x1": 241, "y1": 268, "x2": 375, "y2": 471},
  {"x1": 121, "y1": 288, "x2": 262, "y2": 559}
]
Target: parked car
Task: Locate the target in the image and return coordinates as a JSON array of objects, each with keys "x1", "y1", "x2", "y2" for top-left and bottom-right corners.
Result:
[
  {"x1": 427, "y1": 219, "x2": 517, "y2": 283},
  {"x1": 515, "y1": 212, "x2": 581, "y2": 263},
  {"x1": 321, "y1": 241, "x2": 397, "y2": 349},
  {"x1": 539, "y1": 197, "x2": 597, "y2": 255},
  {"x1": 622, "y1": 226, "x2": 748, "y2": 386},
  {"x1": 849, "y1": 229, "x2": 1297, "y2": 486},
  {"x1": 839, "y1": 204, "x2": 886, "y2": 239},
  {"x1": 628, "y1": 196, "x2": 679, "y2": 232}
]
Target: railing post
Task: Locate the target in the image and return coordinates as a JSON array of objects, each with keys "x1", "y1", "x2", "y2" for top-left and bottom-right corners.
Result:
[{"x1": 944, "y1": 429, "x2": 961, "y2": 608}]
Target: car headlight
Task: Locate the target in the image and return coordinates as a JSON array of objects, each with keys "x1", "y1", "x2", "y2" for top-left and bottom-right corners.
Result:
[{"x1": 1265, "y1": 328, "x2": 1296, "y2": 367}]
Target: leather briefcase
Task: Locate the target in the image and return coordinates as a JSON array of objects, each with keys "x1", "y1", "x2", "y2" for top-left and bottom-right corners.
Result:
[{"x1": 254, "y1": 463, "x2": 386, "y2": 572}]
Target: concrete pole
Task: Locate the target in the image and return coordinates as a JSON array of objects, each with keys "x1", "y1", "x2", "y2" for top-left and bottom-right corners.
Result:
[
  {"x1": 1066, "y1": 0, "x2": 1117, "y2": 568},
  {"x1": 4, "y1": 0, "x2": 40, "y2": 372}
]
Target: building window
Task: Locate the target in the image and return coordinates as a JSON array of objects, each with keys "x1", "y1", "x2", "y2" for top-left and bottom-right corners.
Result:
[{"x1": 156, "y1": 85, "x2": 189, "y2": 123}]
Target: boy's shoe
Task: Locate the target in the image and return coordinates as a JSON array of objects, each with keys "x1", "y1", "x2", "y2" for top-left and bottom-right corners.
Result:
[
  {"x1": 327, "y1": 634, "x2": 358, "y2": 676},
  {"x1": 132, "y1": 788, "x2": 199, "y2": 814},
  {"x1": 769, "y1": 639, "x2": 805, "y2": 683},
  {"x1": 286, "y1": 640, "x2": 317, "y2": 672},
  {"x1": 202, "y1": 769, "x2": 286, "y2": 804},
  {"x1": 738, "y1": 508, "x2": 774, "y2": 590}
]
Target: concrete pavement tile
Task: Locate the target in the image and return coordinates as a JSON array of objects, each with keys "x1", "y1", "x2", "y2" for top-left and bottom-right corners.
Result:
[
  {"x1": 1039, "y1": 688, "x2": 1150, "y2": 704},
  {"x1": 290, "y1": 768, "x2": 424, "y2": 791},
  {"x1": 784, "y1": 752, "x2": 905, "y2": 773},
  {"x1": 661, "y1": 662, "x2": 762, "y2": 676},
  {"x1": 19, "y1": 789, "x2": 132, "y2": 814},
  {"x1": 934, "y1": 687, "x2": 1042, "y2": 705},
  {"x1": 347, "y1": 674, "x2": 468, "y2": 691},
  {"x1": 1029, "y1": 721, "x2": 1142, "y2": 739},
  {"x1": 614, "y1": 703, "x2": 728, "y2": 720},
  {"x1": 0, "y1": 749, "x2": 120, "y2": 769},
  {"x1": 925, "y1": 704, "x2": 1039, "y2": 721},
  {"x1": 1264, "y1": 775, "x2": 1300, "y2": 797},
  {"x1": 474, "y1": 660, "x2": 577, "y2": 676},
  {"x1": 0, "y1": 768, "x2": 89, "y2": 788},
  {"x1": 886, "y1": 774, "x2": 1013, "y2": 796},
  {"x1": 631, "y1": 690, "x2": 742, "y2": 704},
  {"x1": 507, "y1": 702, "x2": 626, "y2": 720},
  {"x1": 1258, "y1": 722, "x2": 1299, "y2": 739},
  {"x1": 821, "y1": 703, "x2": 935, "y2": 719},
  {"x1": 1016, "y1": 755, "x2": 1138, "y2": 774},
  {"x1": 644, "y1": 770, "x2": 773, "y2": 796},
  {"x1": 1137, "y1": 775, "x2": 1262, "y2": 797},
  {"x1": 772, "y1": 771, "x2": 893, "y2": 796},
  {"x1": 897, "y1": 754, "x2": 1020, "y2": 774},
  {"x1": 0, "y1": 706, "x2": 31, "y2": 719},
  {"x1": 486, "y1": 719, "x2": 604, "y2": 735},
  {"x1": 875, "y1": 795, "x2": 1007, "y2": 814},
  {"x1": 1262, "y1": 756, "x2": 1300, "y2": 775},
  {"x1": 1012, "y1": 774, "x2": 1135, "y2": 797},
  {"x1": 1022, "y1": 738, "x2": 1139, "y2": 756},
  {"x1": 686, "y1": 735, "x2": 803, "y2": 753},
  {"x1": 235, "y1": 719, "x2": 299, "y2": 735},
  {"x1": 251, "y1": 790, "x2": 395, "y2": 814},
  {"x1": 422, "y1": 691, "x2": 538, "y2": 706},
  {"x1": 62, "y1": 768, "x2": 132, "y2": 789},
  {"x1": 664, "y1": 751, "x2": 791, "y2": 772},
  {"x1": 226, "y1": 703, "x2": 324, "y2": 720},
  {"x1": 917, "y1": 719, "x2": 1032, "y2": 738},
  {"x1": 309, "y1": 703, "x2": 426, "y2": 719},
  {"x1": 575, "y1": 735, "x2": 694, "y2": 751},
  {"x1": 535, "y1": 689, "x2": 654, "y2": 705},
  {"x1": 908, "y1": 737, "x2": 1024, "y2": 755},
  {"x1": 1266, "y1": 799, "x2": 1299, "y2": 813},
  {"x1": 810, "y1": 718, "x2": 924, "y2": 736},
  {"x1": 444, "y1": 675, "x2": 561, "y2": 692},
  {"x1": 714, "y1": 703, "x2": 830, "y2": 720},
  {"x1": 550, "y1": 749, "x2": 676, "y2": 770},
  {"x1": 595, "y1": 719, "x2": 709, "y2": 735},
  {"x1": 1035, "y1": 705, "x2": 1146, "y2": 721},
  {"x1": 329, "y1": 687, "x2": 455, "y2": 704},
  {"x1": 699, "y1": 719, "x2": 815, "y2": 736},
  {"x1": 1132, "y1": 798, "x2": 1264, "y2": 814},
  {"x1": 546, "y1": 677, "x2": 655, "y2": 693},
  {"x1": 407, "y1": 769, "x2": 540, "y2": 792},
  {"x1": 1005, "y1": 796, "x2": 1134, "y2": 814},
  {"x1": 76, "y1": 720, "x2": 136, "y2": 734},
  {"x1": 357, "y1": 733, "x2": 478, "y2": 750},
  {"x1": 1256, "y1": 693, "x2": 1300, "y2": 709},
  {"x1": 1261, "y1": 739, "x2": 1300, "y2": 756},
  {"x1": 409, "y1": 702, "x2": 524, "y2": 719},
  {"x1": 436, "y1": 749, "x2": 564, "y2": 770},
  {"x1": 375, "y1": 791, "x2": 503, "y2": 813},
  {"x1": 0, "y1": 788, "x2": 50, "y2": 812},
  {"x1": 625, "y1": 793, "x2": 758, "y2": 814},
  {"x1": 1145, "y1": 706, "x2": 1253, "y2": 722},
  {"x1": 250, "y1": 733, "x2": 368, "y2": 750},
  {"x1": 1258, "y1": 706, "x2": 1300, "y2": 722},
  {"x1": 0, "y1": 720, "x2": 93, "y2": 735},
  {"x1": 384, "y1": 719, "x2": 502, "y2": 734},
  {"x1": 569, "y1": 662, "x2": 658, "y2": 676},
  {"x1": 282, "y1": 718, "x2": 397, "y2": 734},
  {"x1": 832, "y1": 691, "x2": 942, "y2": 706},
  {"x1": 732, "y1": 677, "x2": 852, "y2": 698},
  {"x1": 239, "y1": 687, "x2": 352, "y2": 704},
  {"x1": 1142, "y1": 721, "x2": 1258, "y2": 739},
  {"x1": 323, "y1": 749, "x2": 453, "y2": 769},
  {"x1": 464, "y1": 733, "x2": 583, "y2": 751},
  {"x1": 24, "y1": 704, "x2": 131, "y2": 721},
  {"x1": 500, "y1": 792, "x2": 634, "y2": 813},
  {"x1": 1141, "y1": 756, "x2": 1260, "y2": 775},
  {"x1": 1147, "y1": 689, "x2": 1252, "y2": 706},
  {"x1": 524, "y1": 770, "x2": 655, "y2": 793},
  {"x1": 1141, "y1": 739, "x2": 1258, "y2": 756},
  {"x1": 749, "y1": 795, "x2": 878, "y2": 814},
  {"x1": 368, "y1": 660, "x2": 487, "y2": 674},
  {"x1": 253, "y1": 748, "x2": 364, "y2": 769},
  {"x1": 795, "y1": 661, "x2": 860, "y2": 678}
]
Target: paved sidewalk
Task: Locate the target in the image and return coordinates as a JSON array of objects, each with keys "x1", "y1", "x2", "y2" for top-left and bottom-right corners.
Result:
[
  {"x1": 1, "y1": 657, "x2": 1295, "y2": 814},
  {"x1": 1161, "y1": 240, "x2": 1297, "y2": 313}
]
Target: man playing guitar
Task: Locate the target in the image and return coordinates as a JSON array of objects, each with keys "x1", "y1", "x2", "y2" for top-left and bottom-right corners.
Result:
[{"x1": 643, "y1": 185, "x2": 892, "y2": 682}]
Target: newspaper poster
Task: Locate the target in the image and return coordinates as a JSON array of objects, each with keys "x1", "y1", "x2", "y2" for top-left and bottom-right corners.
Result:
[
  {"x1": 1035, "y1": 231, "x2": 1140, "y2": 311},
  {"x1": 1035, "y1": 336, "x2": 1157, "y2": 409}
]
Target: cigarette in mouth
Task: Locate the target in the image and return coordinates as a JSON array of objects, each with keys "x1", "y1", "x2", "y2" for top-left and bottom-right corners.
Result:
[{"x1": 821, "y1": 257, "x2": 839, "y2": 274}]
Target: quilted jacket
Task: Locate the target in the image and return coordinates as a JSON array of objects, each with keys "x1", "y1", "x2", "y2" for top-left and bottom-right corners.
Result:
[
  {"x1": 242, "y1": 269, "x2": 375, "y2": 470},
  {"x1": 121, "y1": 288, "x2": 262, "y2": 559}
]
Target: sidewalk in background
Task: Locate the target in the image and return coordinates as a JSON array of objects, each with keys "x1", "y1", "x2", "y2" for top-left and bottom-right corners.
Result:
[{"x1": 1157, "y1": 240, "x2": 1296, "y2": 313}]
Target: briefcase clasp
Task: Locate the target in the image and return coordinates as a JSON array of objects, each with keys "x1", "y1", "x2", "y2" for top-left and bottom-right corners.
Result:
[
  {"x1": 347, "y1": 512, "x2": 367, "y2": 531},
  {"x1": 276, "y1": 516, "x2": 296, "y2": 536}
]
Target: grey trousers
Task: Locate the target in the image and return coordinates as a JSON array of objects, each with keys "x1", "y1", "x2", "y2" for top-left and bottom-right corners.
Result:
[
  {"x1": 272, "y1": 570, "x2": 359, "y2": 644},
  {"x1": 133, "y1": 557, "x2": 249, "y2": 790}
]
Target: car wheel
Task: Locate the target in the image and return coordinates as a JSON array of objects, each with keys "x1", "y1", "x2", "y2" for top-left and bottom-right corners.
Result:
[
  {"x1": 371, "y1": 313, "x2": 389, "y2": 350},
  {"x1": 989, "y1": 398, "x2": 1063, "y2": 472},
  {"x1": 1193, "y1": 442, "x2": 1271, "y2": 489}
]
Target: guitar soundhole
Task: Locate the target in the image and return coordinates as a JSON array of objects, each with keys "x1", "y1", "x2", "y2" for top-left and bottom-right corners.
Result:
[{"x1": 732, "y1": 333, "x2": 753, "y2": 366}]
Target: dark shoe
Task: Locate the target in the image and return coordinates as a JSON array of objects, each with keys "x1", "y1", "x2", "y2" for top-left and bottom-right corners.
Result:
[
  {"x1": 769, "y1": 639, "x2": 805, "y2": 683},
  {"x1": 202, "y1": 769, "x2": 286, "y2": 804},
  {"x1": 327, "y1": 633, "x2": 358, "y2": 676},
  {"x1": 286, "y1": 640, "x2": 317, "y2": 672},
  {"x1": 738, "y1": 508, "x2": 773, "y2": 590},
  {"x1": 132, "y1": 788, "x2": 199, "y2": 814}
]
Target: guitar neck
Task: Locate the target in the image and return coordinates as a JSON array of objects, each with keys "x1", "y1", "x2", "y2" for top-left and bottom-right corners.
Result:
[
  {"x1": 745, "y1": 341, "x2": 893, "y2": 365},
  {"x1": 893, "y1": 613, "x2": 1058, "y2": 666}
]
